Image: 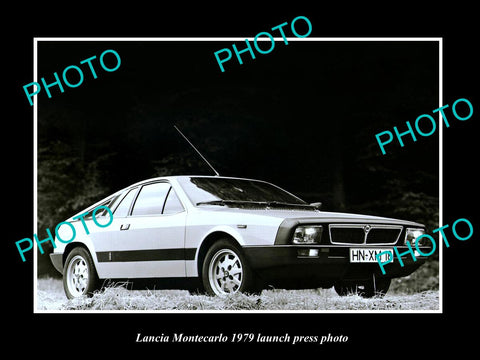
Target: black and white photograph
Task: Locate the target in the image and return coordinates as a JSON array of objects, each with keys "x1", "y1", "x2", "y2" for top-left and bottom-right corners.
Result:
[
  {"x1": 6, "y1": 5, "x2": 478, "y2": 354},
  {"x1": 34, "y1": 38, "x2": 441, "y2": 312}
]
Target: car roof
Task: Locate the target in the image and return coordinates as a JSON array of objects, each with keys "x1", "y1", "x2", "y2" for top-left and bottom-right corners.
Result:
[
  {"x1": 124, "y1": 175, "x2": 270, "y2": 188},
  {"x1": 68, "y1": 175, "x2": 287, "y2": 221}
]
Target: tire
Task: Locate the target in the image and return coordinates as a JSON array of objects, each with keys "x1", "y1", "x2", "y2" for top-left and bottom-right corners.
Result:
[
  {"x1": 202, "y1": 239, "x2": 257, "y2": 296},
  {"x1": 365, "y1": 276, "x2": 391, "y2": 298},
  {"x1": 334, "y1": 276, "x2": 391, "y2": 298},
  {"x1": 334, "y1": 281, "x2": 359, "y2": 297},
  {"x1": 63, "y1": 247, "x2": 99, "y2": 299}
]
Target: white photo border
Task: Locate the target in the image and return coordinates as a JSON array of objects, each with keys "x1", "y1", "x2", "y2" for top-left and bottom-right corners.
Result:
[{"x1": 33, "y1": 37, "x2": 443, "y2": 314}]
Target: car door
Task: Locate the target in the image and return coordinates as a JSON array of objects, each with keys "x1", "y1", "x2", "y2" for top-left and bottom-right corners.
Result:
[{"x1": 93, "y1": 181, "x2": 187, "y2": 279}]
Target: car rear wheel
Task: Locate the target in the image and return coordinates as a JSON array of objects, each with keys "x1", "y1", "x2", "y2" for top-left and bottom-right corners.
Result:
[
  {"x1": 334, "y1": 275, "x2": 391, "y2": 298},
  {"x1": 63, "y1": 247, "x2": 99, "y2": 299},
  {"x1": 202, "y1": 239, "x2": 257, "y2": 296}
]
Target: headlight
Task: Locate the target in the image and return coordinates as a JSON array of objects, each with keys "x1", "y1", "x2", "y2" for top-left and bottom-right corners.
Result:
[
  {"x1": 293, "y1": 225, "x2": 323, "y2": 244},
  {"x1": 405, "y1": 228, "x2": 426, "y2": 246}
]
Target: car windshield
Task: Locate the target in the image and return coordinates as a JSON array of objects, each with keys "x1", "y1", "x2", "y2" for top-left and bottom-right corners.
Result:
[{"x1": 177, "y1": 177, "x2": 307, "y2": 207}]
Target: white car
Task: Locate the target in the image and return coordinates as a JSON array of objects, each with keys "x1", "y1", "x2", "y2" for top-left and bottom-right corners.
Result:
[{"x1": 50, "y1": 175, "x2": 429, "y2": 299}]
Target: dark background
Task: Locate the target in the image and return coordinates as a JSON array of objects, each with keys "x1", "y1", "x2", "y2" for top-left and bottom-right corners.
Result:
[{"x1": 5, "y1": 4, "x2": 478, "y2": 355}]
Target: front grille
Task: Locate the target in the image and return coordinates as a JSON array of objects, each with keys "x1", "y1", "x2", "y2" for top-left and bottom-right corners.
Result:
[
  {"x1": 329, "y1": 224, "x2": 402, "y2": 245},
  {"x1": 330, "y1": 227, "x2": 365, "y2": 244},
  {"x1": 367, "y1": 227, "x2": 402, "y2": 244}
]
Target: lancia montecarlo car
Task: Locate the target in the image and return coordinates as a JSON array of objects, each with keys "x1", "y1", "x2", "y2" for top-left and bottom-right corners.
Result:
[{"x1": 50, "y1": 175, "x2": 430, "y2": 299}]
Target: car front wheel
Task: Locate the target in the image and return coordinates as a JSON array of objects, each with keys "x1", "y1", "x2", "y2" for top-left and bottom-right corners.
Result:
[
  {"x1": 63, "y1": 247, "x2": 99, "y2": 299},
  {"x1": 202, "y1": 239, "x2": 257, "y2": 296}
]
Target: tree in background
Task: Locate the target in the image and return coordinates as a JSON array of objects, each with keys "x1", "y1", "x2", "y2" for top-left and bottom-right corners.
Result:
[{"x1": 36, "y1": 140, "x2": 114, "y2": 276}]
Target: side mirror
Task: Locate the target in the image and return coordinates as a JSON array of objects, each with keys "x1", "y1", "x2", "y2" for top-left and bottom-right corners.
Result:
[{"x1": 310, "y1": 202, "x2": 322, "y2": 210}]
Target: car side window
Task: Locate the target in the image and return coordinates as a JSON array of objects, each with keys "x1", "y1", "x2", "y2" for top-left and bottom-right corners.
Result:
[
  {"x1": 107, "y1": 191, "x2": 128, "y2": 214},
  {"x1": 82, "y1": 197, "x2": 114, "y2": 220},
  {"x1": 131, "y1": 182, "x2": 171, "y2": 216},
  {"x1": 113, "y1": 188, "x2": 138, "y2": 217},
  {"x1": 163, "y1": 187, "x2": 184, "y2": 214}
]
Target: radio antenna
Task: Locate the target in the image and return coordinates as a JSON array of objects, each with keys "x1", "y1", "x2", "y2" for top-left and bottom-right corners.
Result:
[{"x1": 174, "y1": 125, "x2": 220, "y2": 176}]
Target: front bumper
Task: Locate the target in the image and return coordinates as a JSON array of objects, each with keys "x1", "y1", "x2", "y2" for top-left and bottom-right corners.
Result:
[{"x1": 242, "y1": 245, "x2": 428, "y2": 286}]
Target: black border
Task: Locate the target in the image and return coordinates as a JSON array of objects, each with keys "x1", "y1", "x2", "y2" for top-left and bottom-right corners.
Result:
[{"x1": 6, "y1": 4, "x2": 479, "y2": 354}]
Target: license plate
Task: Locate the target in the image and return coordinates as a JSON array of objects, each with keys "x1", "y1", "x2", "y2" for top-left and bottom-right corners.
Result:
[{"x1": 349, "y1": 248, "x2": 393, "y2": 263}]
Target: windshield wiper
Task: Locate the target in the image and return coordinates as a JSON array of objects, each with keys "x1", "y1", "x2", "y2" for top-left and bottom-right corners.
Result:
[
  {"x1": 263, "y1": 201, "x2": 319, "y2": 210},
  {"x1": 263, "y1": 201, "x2": 302, "y2": 207},
  {"x1": 196, "y1": 200, "x2": 269, "y2": 206},
  {"x1": 196, "y1": 200, "x2": 312, "y2": 208},
  {"x1": 196, "y1": 200, "x2": 230, "y2": 206}
]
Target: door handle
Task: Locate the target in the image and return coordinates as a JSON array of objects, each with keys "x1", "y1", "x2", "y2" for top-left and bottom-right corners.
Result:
[{"x1": 120, "y1": 223, "x2": 130, "y2": 231}]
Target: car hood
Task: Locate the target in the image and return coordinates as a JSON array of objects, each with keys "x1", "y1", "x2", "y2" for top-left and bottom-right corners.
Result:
[{"x1": 197, "y1": 206, "x2": 424, "y2": 227}]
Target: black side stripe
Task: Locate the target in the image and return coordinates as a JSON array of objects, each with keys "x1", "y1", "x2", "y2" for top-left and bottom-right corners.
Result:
[{"x1": 96, "y1": 248, "x2": 197, "y2": 262}]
